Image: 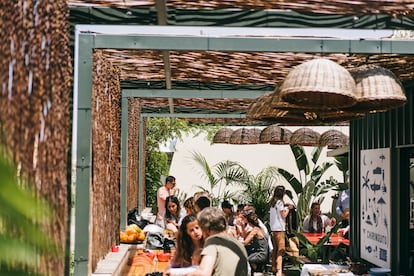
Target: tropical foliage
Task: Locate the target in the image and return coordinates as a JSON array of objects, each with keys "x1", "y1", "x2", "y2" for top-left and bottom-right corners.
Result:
[
  {"x1": 238, "y1": 166, "x2": 281, "y2": 224},
  {"x1": 145, "y1": 118, "x2": 219, "y2": 209},
  {"x1": 191, "y1": 151, "x2": 283, "y2": 222},
  {"x1": 191, "y1": 151, "x2": 249, "y2": 207},
  {"x1": 295, "y1": 222, "x2": 341, "y2": 263},
  {"x1": 0, "y1": 148, "x2": 58, "y2": 275},
  {"x1": 277, "y1": 145, "x2": 338, "y2": 231}
]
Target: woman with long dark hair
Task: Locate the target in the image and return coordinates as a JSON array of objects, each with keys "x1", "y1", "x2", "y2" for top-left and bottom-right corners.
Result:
[
  {"x1": 269, "y1": 185, "x2": 289, "y2": 276},
  {"x1": 241, "y1": 208, "x2": 269, "y2": 272},
  {"x1": 169, "y1": 214, "x2": 204, "y2": 268},
  {"x1": 165, "y1": 195, "x2": 185, "y2": 236}
]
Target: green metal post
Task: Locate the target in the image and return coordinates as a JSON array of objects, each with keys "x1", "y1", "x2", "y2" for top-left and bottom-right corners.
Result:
[
  {"x1": 73, "y1": 33, "x2": 94, "y2": 276},
  {"x1": 120, "y1": 96, "x2": 129, "y2": 229}
]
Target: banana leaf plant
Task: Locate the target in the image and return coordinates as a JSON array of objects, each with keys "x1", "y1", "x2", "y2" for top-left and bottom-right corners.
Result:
[
  {"x1": 277, "y1": 145, "x2": 338, "y2": 231},
  {"x1": 0, "y1": 147, "x2": 59, "y2": 275},
  {"x1": 294, "y1": 222, "x2": 341, "y2": 263}
]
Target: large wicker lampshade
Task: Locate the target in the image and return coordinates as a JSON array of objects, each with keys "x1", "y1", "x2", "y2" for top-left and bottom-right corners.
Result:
[
  {"x1": 290, "y1": 127, "x2": 321, "y2": 146},
  {"x1": 319, "y1": 129, "x2": 349, "y2": 149},
  {"x1": 229, "y1": 128, "x2": 260, "y2": 144},
  {"x1": 347, "y1": 65, "x2": 407, "y2": 113},
  {"x1": 280, "y1": 58, "x2": 357, "y2": 109},
  {"x1": 247, "y1": 93, "x2": 322, "y2": 125},
  {"x1": 259, "y1": 124, "x2": 292, "y2": 144},
  {"x1": 270, "y1": 88, "x2": 365, "y2": 124},
  {"x1": 213, "y1": 128, "x2": 234, "y2": 144}
]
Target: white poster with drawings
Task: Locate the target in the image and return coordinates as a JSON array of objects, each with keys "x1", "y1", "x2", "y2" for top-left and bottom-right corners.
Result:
[{"x1": 360, "y1": 148, "x2": 391, "y2": 268}]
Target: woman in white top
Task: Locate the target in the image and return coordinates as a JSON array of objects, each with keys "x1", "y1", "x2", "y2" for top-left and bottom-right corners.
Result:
[{"x1": 269, "y1": 185, "x2": 289, "y2": 276}]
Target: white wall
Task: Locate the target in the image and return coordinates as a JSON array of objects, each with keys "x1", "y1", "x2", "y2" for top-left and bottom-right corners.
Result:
[{"x1": 168, "y1": 126, "x2": 349, "y2": 214}]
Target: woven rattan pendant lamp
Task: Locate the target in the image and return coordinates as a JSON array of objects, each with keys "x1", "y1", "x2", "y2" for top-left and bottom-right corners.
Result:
[
  {"x1": 229, "y1": 128, "x2": 260, "y2": 144},
  {"x1": 270, "y1": 88, "x2": 365, "y2": 124},
  {"x1": 259, "y1": 124, "x2": 292, "y2": 144},
  {"x1": 346, "y1": 65, "x2": 407, "y2": 113},
  {"x1": 319, "y1": 129, "x2": 349, "y2": 149},
  {"x1": 290, "y1": 127, "x2": 321, "y2": 146},
  {"x1": 280, "y1": 58, "x2": 357, "y2": 109},
  {"x1": 247, "y1": 92, "x2": 324, "y2": 125},
  {"x1": 213, "y1": 127, "x2": 234, "y2": 144}
]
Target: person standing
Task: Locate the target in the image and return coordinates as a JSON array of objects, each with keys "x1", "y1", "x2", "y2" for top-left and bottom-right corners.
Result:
[
  {"x1": 336, "y1": 186, "x2": 350, "y2": 239},
  {"x1": 186, "y1": 207, "x2": 249, "y2": 276},
  {"x1": 269, "y1": 185, "x2": 289, "y2": 276},
  {"x1": 156, "y1": 175, "x2": 178, "y2": 227},
  {"x1": 336, "y1": 188, "x2": 350, "y2": 228}
]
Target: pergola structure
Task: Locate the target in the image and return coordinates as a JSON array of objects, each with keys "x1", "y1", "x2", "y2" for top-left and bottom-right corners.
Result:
[{"x1": 70, "y1": 1, "x2": 414, "y2": 275}]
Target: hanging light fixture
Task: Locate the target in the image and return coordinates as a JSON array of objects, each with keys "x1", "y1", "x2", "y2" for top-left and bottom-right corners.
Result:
[
  {"x1": 259, "y1": 124, "x2": 292, "y2": 144},
  {"x1": 247, "y1": 92, "x2": 324, "y2": 125},
  {"x1": 229, "y1": 128, "x2": 260, "y2": 144},
  {"x1": 319, "y1": 129, "x2": 349, "y2": 149},
  {"x1": 280, "y1": 58, "x2": 357, "y2": 109},
  {"x1": 290, "y1": 127, "x2": 321, "y2": 146},
  {"x1": 212, "y1": 127, "x2": 234, "y2": 144},
  {"x1": 248, "y1": 85, "x2": 363, "y2": 125},
  {"x1": 346, "y1": 65, "x2": 407, "y2": 113}
]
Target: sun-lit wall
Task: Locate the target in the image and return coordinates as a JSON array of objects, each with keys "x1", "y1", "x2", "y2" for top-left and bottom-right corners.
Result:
[{"x1": 169, "y1": 125, "x2": 349, "y2": 214}]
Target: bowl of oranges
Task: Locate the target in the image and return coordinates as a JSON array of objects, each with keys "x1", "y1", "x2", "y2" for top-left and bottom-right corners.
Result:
[{"x1": 120, "y1": 224, "x2": 146, "y2": 244}]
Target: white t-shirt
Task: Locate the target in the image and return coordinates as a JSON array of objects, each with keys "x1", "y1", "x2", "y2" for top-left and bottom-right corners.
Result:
[{"x1": 269, "y1": 200, "x2": 286, "y2": 231}]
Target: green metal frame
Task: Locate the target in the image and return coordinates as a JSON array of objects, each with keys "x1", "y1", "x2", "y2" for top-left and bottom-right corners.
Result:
[{"x1": 73, "y1": 25, "x2": 414, "y2": 275}]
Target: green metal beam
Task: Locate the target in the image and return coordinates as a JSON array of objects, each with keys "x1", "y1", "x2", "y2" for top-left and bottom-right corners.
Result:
[
  {"x1": 79, "y1": 28, "x2": 414, "y2": 54},
  {"x1": 140, "y1": 112, "x2": 246, "y2": 118},
  {"x1": 122, "y1": 89, "x2": 270, "y2": 99}
]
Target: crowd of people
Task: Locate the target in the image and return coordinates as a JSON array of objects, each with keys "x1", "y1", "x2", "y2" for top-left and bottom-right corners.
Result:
[{"x1": 149, "y1": 175, "x2": 349, "y2": 276}]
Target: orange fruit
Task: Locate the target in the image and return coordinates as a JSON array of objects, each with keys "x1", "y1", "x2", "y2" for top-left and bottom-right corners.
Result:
[
  {"x1": 125, "y1": 227, "x2": 136, "y2": 236},
  {"x1": 120, "y1": 232, "x2": 128, "y2": 242},
  {"x1": 127, "y1": 233, "x2": 138, "y2": 242},
  {"x1": 137, "y1": 232, "x2": 145, "y2": 241}
]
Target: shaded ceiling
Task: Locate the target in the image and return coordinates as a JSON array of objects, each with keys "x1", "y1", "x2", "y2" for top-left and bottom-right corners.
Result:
[{"x1": 69, "y1": 0, "x2": 414, "y2": 125}]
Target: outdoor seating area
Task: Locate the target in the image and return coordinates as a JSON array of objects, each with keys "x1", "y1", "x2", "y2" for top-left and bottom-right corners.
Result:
[{"x1": 2, "y1": 1, "x2": 414, "y2": 276}]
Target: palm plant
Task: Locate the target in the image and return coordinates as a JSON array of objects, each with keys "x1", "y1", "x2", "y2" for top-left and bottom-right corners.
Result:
[
  {"x1": 277, "y1": 145, "x2": 337, "y2": 231},
  {"x1": 238, "y1": 166, "x2": 281, "y2": 224},
  {"x1": 0, "y1": 148, "x2": 58, "y2": 275},
  {"x1": 191, "y1": 151, "x2": 249, "y2": 207}
]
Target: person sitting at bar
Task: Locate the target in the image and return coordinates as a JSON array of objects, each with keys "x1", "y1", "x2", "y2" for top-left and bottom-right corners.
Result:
[{"x1": 303, "y1": 202, "x2": 336, "y2": 233}]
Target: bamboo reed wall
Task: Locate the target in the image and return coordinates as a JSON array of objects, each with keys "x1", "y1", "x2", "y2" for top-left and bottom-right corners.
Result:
[
  {"x1": 127, "y1": 99, "x2": 147, "y2": 211},
  {"x1": 127, "y1": 98, "x2": 140, "y2": 210},
  {"x1": 91, "y1": 51, "x2": 121, "y2": 271},
  {"x1": 0, "y1": 1, "x2": 72, "y2": 275}
]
